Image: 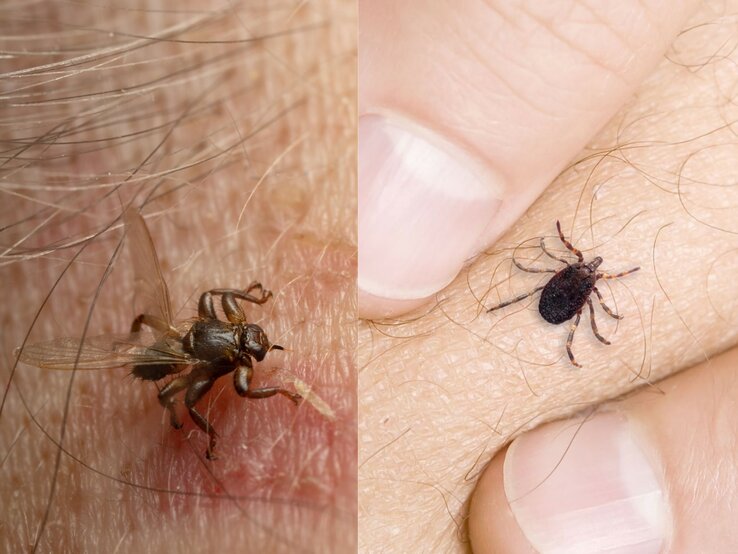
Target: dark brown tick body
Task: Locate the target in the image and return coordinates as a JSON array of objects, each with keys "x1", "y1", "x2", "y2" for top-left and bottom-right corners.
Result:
[
  {"x1": 539, "y1": 258, "x2": 602, "y2": 324},
  {"x1": 17, "y1": 211, "x2": 301, "y2": 460},
  {"x1": 487, "y1": 221, "x2": 639, "y2": 367}
]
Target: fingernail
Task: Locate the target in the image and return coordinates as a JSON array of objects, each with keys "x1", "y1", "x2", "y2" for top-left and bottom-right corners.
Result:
[
  {"x1": 504, "y1": 412, "x2": 668, "y2": 554},
  {"x1": 358, "y1": 113, "x2": 504, "y2": 300}
]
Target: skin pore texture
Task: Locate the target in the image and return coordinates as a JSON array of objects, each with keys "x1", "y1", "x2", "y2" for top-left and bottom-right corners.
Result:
[
  {"x1": 0, "y1": 1, "x2": 355, "y2": 553},
  {"x1": 359, "y1": 1, "x2": 738, "y2": 552}
]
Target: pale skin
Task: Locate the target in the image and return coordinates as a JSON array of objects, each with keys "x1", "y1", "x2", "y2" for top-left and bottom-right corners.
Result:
[
  {"x1": 0, "y1": 2, "x2": 355, "y2": 553},
  {"x1": 359, "y1": 1, "x2": 738, "y2": 552}
]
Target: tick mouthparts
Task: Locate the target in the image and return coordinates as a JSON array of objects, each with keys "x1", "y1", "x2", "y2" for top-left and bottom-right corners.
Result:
[{"x1": 271, "y1": 344, "x2": 285, "y2": 351}]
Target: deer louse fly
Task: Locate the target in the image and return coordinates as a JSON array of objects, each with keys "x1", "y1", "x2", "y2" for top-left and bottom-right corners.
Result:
[
  {"x1": 487, "y1": 221, "x2": 640, "y2": 367},
  {"x1": 17, "y1": 209, "x2": 303, "y2": 460}
]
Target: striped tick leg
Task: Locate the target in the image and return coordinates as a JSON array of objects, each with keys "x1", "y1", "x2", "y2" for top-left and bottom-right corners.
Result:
[
  {"x1": 597, "y1": 267, "x2": 640, "y2": 280},
  {"x1": 511, "y1": 253, "x2": 557, "y2": 273},
  {"x1": 566, "y1": 309, "x2": 583, "y2": 368},
  {"x1": 593, "y1": 286, "x2": 622, "y2": 320},
  {"x1": 556, "y1": 220, "x2": 584, "y2": 262},
  {"x1": 587, "y1": 297, "x2": 610, "y2": 345},
  {"x1": 487, "y1": 285, "x2": 546, "y2": 313},
  {"x1": 539, "y1": 236, "x2": 569, "y2": 264}
]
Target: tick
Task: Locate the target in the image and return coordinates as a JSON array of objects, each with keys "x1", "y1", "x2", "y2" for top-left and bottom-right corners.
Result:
[
  {"x1": 17, "y1": 210, "x2": 302, "y2": 460},
  {"x1": 486, "y1": 221, "x2": 639, "y2": 367}
]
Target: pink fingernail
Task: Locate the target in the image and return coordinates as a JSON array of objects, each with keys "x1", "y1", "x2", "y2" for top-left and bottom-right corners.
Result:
[
  {"x1": 359, "y1": 114, "x2": 504, "y2": 301},
  {"x1": 504, "y1": 412, "x2": 668, "y2": 554}
]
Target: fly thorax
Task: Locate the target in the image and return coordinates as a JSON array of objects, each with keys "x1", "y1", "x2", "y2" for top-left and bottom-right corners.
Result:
[{"x1": 240, "y1": 323, "x2": 270, "y2": 362}]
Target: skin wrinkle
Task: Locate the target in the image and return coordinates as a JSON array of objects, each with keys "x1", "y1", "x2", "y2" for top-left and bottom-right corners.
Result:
[
  {"x1": 446, "y1": 12, "x2": 567, "y2": 120},
  {"x1": 1, "y1": 1, "x2": 355, "y2": 553},
  {"x1": 574, "y1": 2, "x2": 637, "y2": 51},
  {"x1": 491, "y1": 1, "x2": 643, "y2": 99},
  {"x1": 520, "y1": 8, "x2": 633, "y2": 91},
  {"x1": 359, "y1": 1, "x2": 738, "y2": 551}
]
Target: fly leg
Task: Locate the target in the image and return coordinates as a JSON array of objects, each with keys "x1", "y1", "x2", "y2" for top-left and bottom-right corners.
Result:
[
  {"x1": 209, "y1": 284, "x2": 273, "y2": 306},
  {"x1": 221, "y1": 292, "x2": 246, "y2": 324},
  {"x1": 487, "y1": 285, "x2": 546, "y2": 312},
  {"x1": 234, "y1": 363, "x2": 302, "y2": 405},
  {"x1": 587, "y1": 298, "x2": 610, "y2": 345},
  {"x1": 197, "y1": 291, "x2": 218, "y2": 320},
  {"x1": 184, "y1": 377, "x2": 219, "y2": 459},
  {"x1": 199, "y1": 284, "x2": 273, "y2": 324},
  {"x1": 157, "y1": 375, "x2": 192, "y2": 430},
  {"x1": 566, "y1": 309, "x2": 583, "y2": 368},
  {"x1": 130, "y1": 313, "x2": 171, "y2": 334}
]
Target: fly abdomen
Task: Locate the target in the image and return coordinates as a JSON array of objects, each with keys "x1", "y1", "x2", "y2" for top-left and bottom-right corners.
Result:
[{"x1": 132, "y1": 362, "x2": 179, "y2": 381}]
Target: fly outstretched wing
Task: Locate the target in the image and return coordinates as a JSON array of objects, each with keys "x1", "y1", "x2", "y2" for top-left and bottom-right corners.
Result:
[
  {"x1": 16, "y1": 332, "x2": 195, "y2": 371},
  {"x1": 124, "y1": 208, "x2": 175, "y2": 330}
]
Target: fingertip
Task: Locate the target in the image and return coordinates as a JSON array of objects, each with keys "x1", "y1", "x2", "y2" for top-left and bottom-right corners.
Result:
[
  {"x1": 358, "y1": 114, "x2": 504, "y2": 318},
  {"x1": 472, "y1": 413, "x2": 670, "y2": 554},
  {"x1": 469, "y1": 447, "x2": 534, "y2": 554},
  {"x1": 358, "y1": 288, "x2": 430, "y2": 320}
]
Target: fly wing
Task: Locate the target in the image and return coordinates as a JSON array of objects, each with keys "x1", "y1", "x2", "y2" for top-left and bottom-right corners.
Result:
[
  {"x1": 16, "y1": 332, "x2": 194, "y2": 371},
  {"x1": 124, "y1": 208, "x2": 175, "y2": 329}
]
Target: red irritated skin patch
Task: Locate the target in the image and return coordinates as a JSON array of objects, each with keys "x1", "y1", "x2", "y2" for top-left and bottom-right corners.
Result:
[{"x1": 136, "y1": 240, "x2": 355, "y2": 507}]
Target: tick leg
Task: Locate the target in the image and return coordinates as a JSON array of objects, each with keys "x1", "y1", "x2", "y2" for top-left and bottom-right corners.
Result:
[
  {"x1": 566, "y1": 310, "x2": 583, "y2": 368},
  {"x1": 234, "y1": 364, "x2": 302, "y2": 405},
  {"x1": 157, "y1": 375, "x2": 192, "y2": 430},
  {"x1": 198, "y1": 291, "x2": 217, "y2": 320},
  {"x1": 597, "y1": 266, "x2": 640, "y2": 280},
  {"x1": 487, "y1": 285, "x2": 545, "y2": 312},
  {"x1": 556, "y1": 220, "x2": 584, "y2": 262},
  {"x1": 593, "y1": 286, "x2": 622, "y2": 320},
  {"x1": 130, "y1": 313, "x2": 170, "y2": 334},
  {"x1": 221, "y1": 292, "x2": 246, "y2": 324},
  {"x1": 184, "y1": 378, "x2": 219, "y2": 459},
  {"x1": 587, "y1": 298, "x2": 610, "y2": 345},
  {"x1": 539, "y1": 236, "x2": 569, "y2": 264},
  {"x1": 511, "y1": 254, "x2": 556, "y2": 274}
]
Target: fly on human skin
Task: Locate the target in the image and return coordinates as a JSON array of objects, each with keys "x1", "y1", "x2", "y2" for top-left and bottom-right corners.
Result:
[{"x1": 16, "y1": 209, "x2": 334, "y2": 460}]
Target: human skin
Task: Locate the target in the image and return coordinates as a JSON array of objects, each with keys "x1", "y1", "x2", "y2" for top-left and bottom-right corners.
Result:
[
  {"x1": 359, "y1": 1, "x2": 738, "y2": 552},
  {"x1": 0, "y1": 2, "x2": 355, "y2": 553}
]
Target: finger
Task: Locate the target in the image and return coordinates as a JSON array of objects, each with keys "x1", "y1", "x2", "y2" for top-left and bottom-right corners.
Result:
[
  {"x1": 470, "y1": 346, "x2": 738, "y2": 553},
  {"x1": 359, "y1": 0, "x2": 698, "y2": 319}
]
